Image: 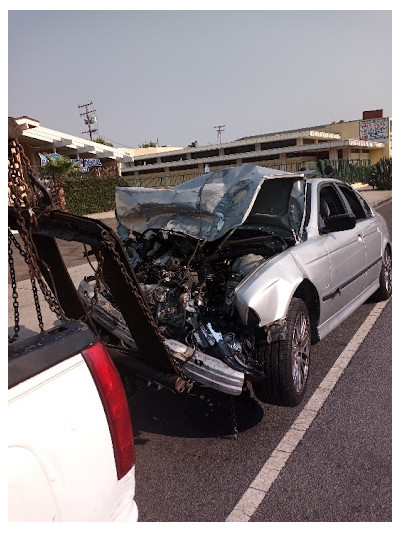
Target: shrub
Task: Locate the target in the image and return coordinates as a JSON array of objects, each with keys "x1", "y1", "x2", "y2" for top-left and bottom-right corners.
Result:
[
  {"x1": 316, "y1": 159, "x2": 370, "y2": 184},
  {"x1": 63, "y1": 174, "x2": 130, "y2": 215},
  {"x1": 367, "y1": 157, "x2": 392, "y2": 190}
]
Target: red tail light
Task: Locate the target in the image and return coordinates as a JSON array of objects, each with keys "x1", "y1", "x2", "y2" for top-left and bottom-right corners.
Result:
[{"x1": 82, "y1": 341, "x2": 135, "y2": 479}]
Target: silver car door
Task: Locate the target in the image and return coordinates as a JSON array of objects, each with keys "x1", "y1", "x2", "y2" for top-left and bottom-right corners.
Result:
[
  {"x1": 319, "y1": 184, "x2": 366, "y2": 319},
  {"x1": 337, "y1": 184, "x2": 381, "y2": 290}
]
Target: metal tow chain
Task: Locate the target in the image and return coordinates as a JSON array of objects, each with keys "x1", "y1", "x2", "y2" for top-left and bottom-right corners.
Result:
[
  {"x1": 81, "y1": 247, "x2": 105, "y2": 325},
  {"x1": 8, "y1": 138, "x2": 68, "y2": 342},
  {"x1": 99, "y1": 229, "x2": 191, "y2": 383},
  {"x1": 8, "y1": 232, "x2": 20, "y2": 343},
  {"x1": 9, "y1": 229, "x2": 46, "y2": 333},
  {"x1": 13, "y1": 209, "x2": 67, "y2": 325},
  {"x1": 230, "y1": 396, "x2": 239, "y2": 440}
]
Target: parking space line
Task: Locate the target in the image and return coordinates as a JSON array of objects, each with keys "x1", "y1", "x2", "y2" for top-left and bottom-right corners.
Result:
[{"x1": 226, "y1": 299, "x2": 389, "y2": 522}]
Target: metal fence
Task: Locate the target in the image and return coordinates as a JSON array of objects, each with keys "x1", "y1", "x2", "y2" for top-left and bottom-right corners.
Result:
[
  {"x1": 125, "y1": 172, "x2": 203, "y2": 188},
  {"x1": 305, "y1": 159, "x2": 371, "y2": 184},
  {"x1": 124, "y1": 159, "x2": 371, "y2": 188}
]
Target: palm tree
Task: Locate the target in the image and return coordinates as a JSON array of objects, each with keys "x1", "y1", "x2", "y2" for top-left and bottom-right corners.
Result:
[{"x1": 44, "y1": 155, "x2": 81, "y2": 210}]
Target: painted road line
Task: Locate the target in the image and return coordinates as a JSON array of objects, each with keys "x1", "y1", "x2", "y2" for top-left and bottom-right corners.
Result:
[{"x1": 226, "y1": 299, "x2": 389, "y2": 522}]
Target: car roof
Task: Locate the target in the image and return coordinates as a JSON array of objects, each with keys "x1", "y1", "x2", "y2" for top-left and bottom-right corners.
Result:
[{"x1": 304, "y1": 176, "x2": 352, "y2": 186}]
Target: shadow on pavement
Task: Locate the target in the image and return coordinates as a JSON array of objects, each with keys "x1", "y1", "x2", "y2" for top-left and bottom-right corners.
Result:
[
  {"x1": 129, "y1": 382, "x2": 264, "y2": 442},
  {"x1": 8, "y1": 325, "x2": 44, "y2": 343}
]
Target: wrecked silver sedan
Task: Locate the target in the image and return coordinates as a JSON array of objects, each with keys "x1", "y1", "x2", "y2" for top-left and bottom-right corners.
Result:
[{"x1": 79, "y1": 164, "x2": 391, "y2": 407}]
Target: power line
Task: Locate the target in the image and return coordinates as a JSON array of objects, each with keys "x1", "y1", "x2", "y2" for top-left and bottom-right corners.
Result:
[
  {"x1": 78, "y1": 101, "x2": 97, "y2": 140},
  {"x1": 214, "y1": 124, "x2": 226, "y2": 144},
  {"x1": 95, "y1": 133, "x2": 129, "y2": 147}
]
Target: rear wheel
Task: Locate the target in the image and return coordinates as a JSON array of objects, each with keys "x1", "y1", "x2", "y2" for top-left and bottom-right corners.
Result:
[
  {"x1": 374, "y1": 246, "x2": 392, "y2": 301},
  {"x1": 252, "y1": 298, "x2": 311, "y2": 407}
]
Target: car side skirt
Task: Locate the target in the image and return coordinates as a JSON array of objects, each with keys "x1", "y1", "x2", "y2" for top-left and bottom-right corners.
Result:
[{"x1": 318, "y1": 279, "x2": 380, "y2": 341}]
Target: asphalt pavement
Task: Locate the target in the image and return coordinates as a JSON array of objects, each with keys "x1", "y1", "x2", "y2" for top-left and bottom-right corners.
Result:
[{"x1": 8, "y1": 191, "x2": 392, "y2": 521}]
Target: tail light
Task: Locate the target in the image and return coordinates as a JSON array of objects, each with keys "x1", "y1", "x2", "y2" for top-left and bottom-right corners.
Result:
[{"x1": 82, "y1": 341, "x2": 135, "y2": 479}]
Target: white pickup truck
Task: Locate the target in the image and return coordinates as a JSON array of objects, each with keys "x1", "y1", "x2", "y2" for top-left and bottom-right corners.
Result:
[
  {"x1": 8, "y1": 123, "x2": 138, "y2": 523},
  {"x1": 8, "y1": 320, "x2": 138, "y2": 522}
]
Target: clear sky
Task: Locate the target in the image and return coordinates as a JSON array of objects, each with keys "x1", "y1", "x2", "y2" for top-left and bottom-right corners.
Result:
[{"x1": 8, "y1": 7, "x2": 392, "y2": 149}]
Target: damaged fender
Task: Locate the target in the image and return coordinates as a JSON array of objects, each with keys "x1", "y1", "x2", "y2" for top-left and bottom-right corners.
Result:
[{"x1": 235, "y1": 249, "x2": 307, "y2": 327}]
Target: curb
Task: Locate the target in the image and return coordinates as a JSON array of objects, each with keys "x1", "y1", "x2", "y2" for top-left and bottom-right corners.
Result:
[{"x1": 370, "y1": 197, "x2": 392, "y2": 208}]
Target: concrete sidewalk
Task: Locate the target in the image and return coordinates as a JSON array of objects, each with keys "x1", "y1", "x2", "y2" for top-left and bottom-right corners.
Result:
[{"x1": 353, "y1": 184, "x2": 392, "y2": 209}]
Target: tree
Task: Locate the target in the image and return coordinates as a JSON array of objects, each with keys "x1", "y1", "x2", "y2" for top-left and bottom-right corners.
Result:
[
  {"x1": 94, "y1": 137, "x2": 114, "y2": 147},
  {"x1": 140, "y1": 140, "x2": 157, "y2": 148},
  {"x1": 44, "y1": 155, "x2": 81, "y2": 210}
]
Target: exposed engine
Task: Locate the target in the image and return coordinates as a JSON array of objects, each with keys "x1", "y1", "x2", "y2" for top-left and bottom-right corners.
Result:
[{"x1": 115, "y1": 228, "x2": 291, "y2": 375}]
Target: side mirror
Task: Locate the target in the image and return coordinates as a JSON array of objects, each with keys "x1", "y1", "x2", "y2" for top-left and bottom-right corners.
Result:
[{"x1": 321, "y1": 213, "x2": 356, "y2": 233}]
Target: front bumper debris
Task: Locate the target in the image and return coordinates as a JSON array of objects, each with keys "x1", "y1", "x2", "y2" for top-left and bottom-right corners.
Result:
[{"x1": 79, "y1": 280, "x2": 245, "y2": 396}]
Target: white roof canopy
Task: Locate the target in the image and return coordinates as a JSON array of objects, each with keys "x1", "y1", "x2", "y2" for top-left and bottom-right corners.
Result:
[{"x1": 18, "y1": 120, "x2": 134, "y2": 163}]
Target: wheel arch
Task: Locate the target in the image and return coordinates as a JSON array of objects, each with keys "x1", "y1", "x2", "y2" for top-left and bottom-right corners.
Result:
[
  {"x1": 293, "y1": 279, "x2": 320, "y2": 344},
  {"x1": 383, "y1": 241, "x2": 392, "y2": 255}
]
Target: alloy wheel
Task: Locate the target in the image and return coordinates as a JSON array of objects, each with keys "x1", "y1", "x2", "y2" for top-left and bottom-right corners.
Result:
[
  {"x1": 291, "y1": 311, "x2": 311, "y2": 394},
  {"x1": 383, "y1": 248, "x2": 392, "y2": 294}
]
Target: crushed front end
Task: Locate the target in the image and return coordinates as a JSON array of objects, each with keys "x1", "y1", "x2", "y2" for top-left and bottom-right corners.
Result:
[{"x1": 79, "y1": 165, "x2": 307, "y2": 396}]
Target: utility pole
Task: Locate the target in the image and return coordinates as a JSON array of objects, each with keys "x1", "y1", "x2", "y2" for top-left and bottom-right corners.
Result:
[
  {"x1": 214, "y1": 124, "x2": 226, "y2": 144},
  {"x1": 78, "y1": 101, "x2": 97, "y2": 140}
]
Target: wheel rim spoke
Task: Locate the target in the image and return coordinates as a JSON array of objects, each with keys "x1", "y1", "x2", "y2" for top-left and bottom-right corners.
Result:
[
  {"x1": 383, "y1": 250, "x2": 392, "y2": 292},
  {"x1": 292, "y1": 312, "x2": 310, "y2": 393}
]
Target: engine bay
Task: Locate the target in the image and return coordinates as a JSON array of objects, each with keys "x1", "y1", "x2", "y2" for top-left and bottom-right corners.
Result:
[{"x1": 105, "y1": 227, "x2": 294, "y2": 375}]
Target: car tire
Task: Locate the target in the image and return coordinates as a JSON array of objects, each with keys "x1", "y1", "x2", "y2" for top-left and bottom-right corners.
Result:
[
  {"x1": 374, "y1": 245, "x2": 392, "y2": 301},
  {"x1": 252, "y1": 298, "x2": 311, "y2": 407}
]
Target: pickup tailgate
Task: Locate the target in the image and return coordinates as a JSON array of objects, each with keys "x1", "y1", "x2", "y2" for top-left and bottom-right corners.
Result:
[{"x1": 8, "y1": 321, "x2": 137, "y2": 522}]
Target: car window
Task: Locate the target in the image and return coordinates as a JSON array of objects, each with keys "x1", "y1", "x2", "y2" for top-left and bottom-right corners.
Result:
[
  {"x1": 338, "y1": 185, "x2": 369, "y2": 220},
  {"x1": 319, "y1": 185, "x2": 346, "y2": 225}
]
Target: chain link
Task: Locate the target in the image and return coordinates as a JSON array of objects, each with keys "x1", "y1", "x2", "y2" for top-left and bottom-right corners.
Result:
[
  {"x1": 9, "y1": 230, "x2": 26, "y2": 260},
  {"x1": 9, "y1": 229, "x2": 46, "y2": 332},
  {"x1": 81, "y1": 248, "x2": 105, "y2": 323},
  {"x1": 8, "y1": 232, "x2": 20, "y2": 343},
  {"x1": 99, "y1": 229, "x2": 190, "y2": 382},
  {"x1": 9, "y1": 137, "x2": 190, "y2": 388},
  {"x1": 230, "y1": 396, "x2": 239, "y2": 440},
  {"x1": 8, "y1": 138, "x2": 68, "y2": 343}
]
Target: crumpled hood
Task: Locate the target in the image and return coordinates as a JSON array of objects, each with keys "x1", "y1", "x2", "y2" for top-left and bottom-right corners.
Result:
[{"x1": 116, "y1": 164, "x2": 304, "y2": 242}]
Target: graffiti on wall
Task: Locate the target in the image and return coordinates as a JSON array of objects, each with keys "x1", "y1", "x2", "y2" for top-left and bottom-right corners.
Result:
[{"x1": 360, "y1": 117, "x2": 390, "y2": 141}]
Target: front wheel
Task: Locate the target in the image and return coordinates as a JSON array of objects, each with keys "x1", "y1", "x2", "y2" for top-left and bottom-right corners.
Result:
[
  {"x1": 252, "y1": 298, "x2": 311, "y2": 407},
  {"x1": 374, "y1": 246, "x2": 392, "y2": 301}
]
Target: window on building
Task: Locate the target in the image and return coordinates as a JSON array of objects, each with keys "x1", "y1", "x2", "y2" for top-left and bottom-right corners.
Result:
[
  {"x1": 260, "y1": 139, "x2": 296, "y2": 150},
  {"x1": 191, "y1": 149, "x2": 220, "y2": 159}
]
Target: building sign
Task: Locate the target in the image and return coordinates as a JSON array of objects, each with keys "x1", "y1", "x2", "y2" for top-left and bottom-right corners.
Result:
[
  {"x1": 359, "y1": 117, "x2": 389, "y2": 141},
  {"x1": 38, "y1": 152, "x2": 61, "y2": 166},
  {"x1": 84, "y1": 158, "x2": 102, "y2": 167},
  {"x1": 71, "y1": 157, "x2": 102, "y2": 172},
  {"x1": 47, "y1": 152, "x2": 62, "y2": 159},
  {"x1": 38, "y1": 153, "x2": 48, "y2": 167}
]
